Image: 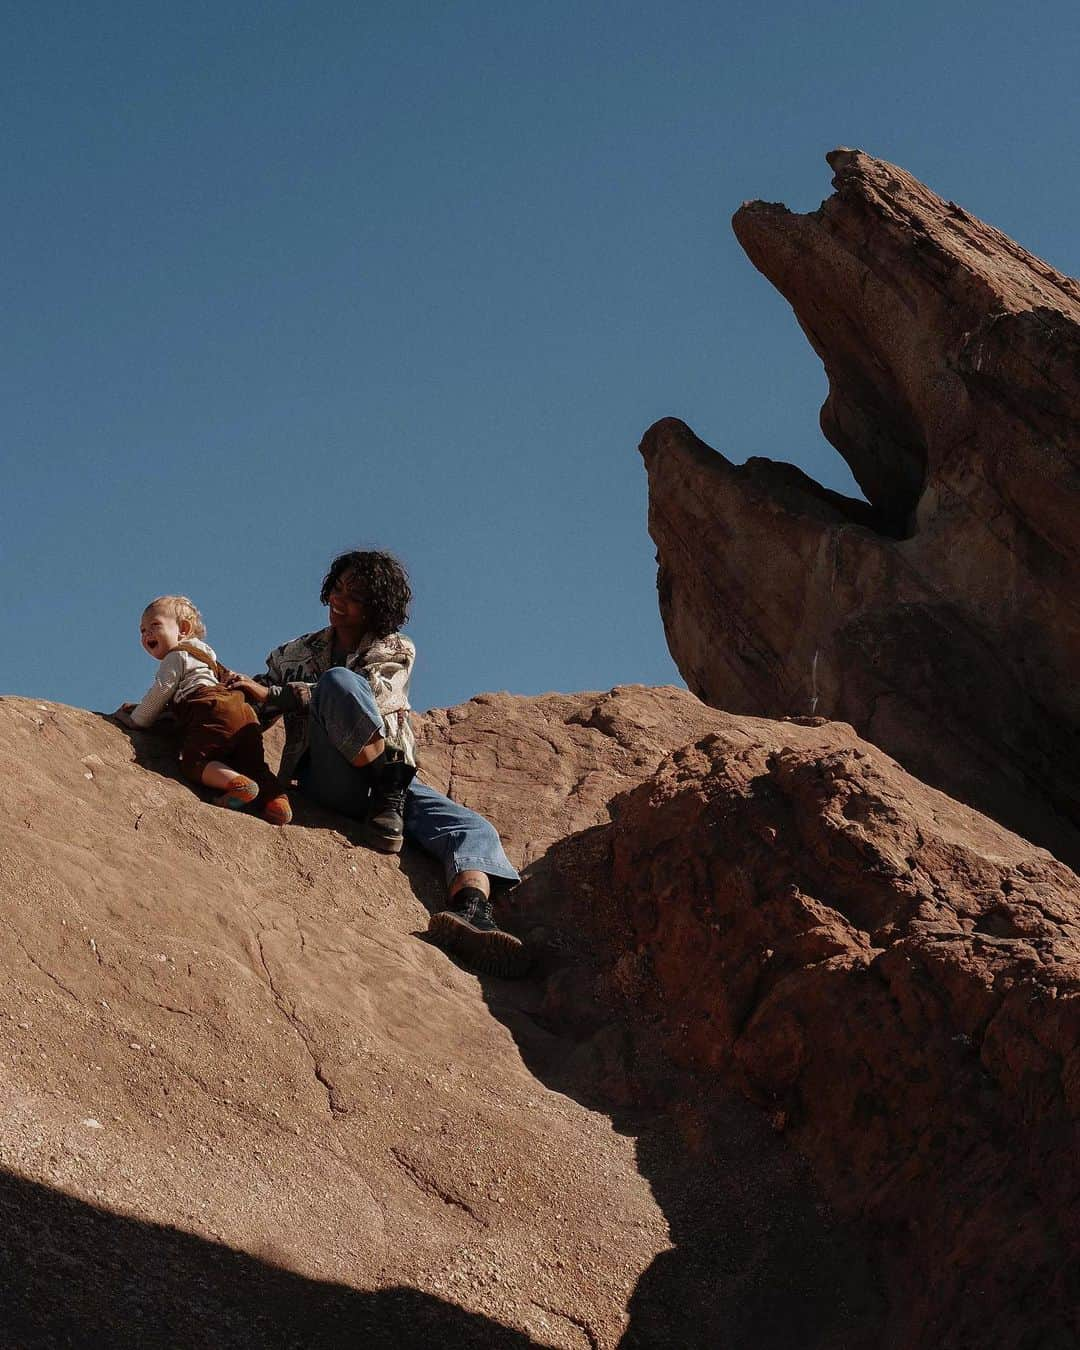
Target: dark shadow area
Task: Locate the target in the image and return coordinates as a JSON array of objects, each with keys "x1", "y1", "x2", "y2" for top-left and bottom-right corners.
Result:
[
  {"x1": 617, "y1": 1101, "x2": 883, "y2": 1350},
  {"x1": 463, "y1": 836, "x2": 888, "y2": 1350},
  {"x1": 0, "y1": 1169, "x2": 545, "y2": 1349}
]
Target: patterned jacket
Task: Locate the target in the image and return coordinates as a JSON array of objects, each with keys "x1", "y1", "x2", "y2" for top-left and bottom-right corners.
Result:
[{"x1": 255, "y1": 627, "x2": 417, "y2": 783}]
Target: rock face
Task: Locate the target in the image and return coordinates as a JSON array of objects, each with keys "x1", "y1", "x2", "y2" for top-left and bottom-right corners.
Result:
[
  {"x1": 5, "y1": 684, "x2": 1080, "y2": 1346},
  {"x1": 523, "y1": 711, "x2": 1080, "y2": 1350},
  {"x1": 0, "y1": 690, "x2": 878, "y2": 1350},
  {"x1": 640, "y1": 149, "x2": 1080, "y2": 868}
]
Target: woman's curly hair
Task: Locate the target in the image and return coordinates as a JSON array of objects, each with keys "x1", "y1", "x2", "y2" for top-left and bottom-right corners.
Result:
[{"x1": 320, "y1": 550, "x2": 412, "y2": 637}]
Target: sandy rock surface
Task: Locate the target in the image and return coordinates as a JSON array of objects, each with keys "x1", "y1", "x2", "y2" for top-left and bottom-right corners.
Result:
[
  {"x1": 0, "y1": 690, "x2": 876, "y2": 1349},
  {"x1": 640, "y1": 148, "x2": 1080, "y2": 868}
]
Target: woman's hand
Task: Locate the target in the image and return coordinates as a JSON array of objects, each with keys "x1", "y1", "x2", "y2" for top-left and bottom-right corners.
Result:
[
  {"x1": 113, "y1": 704, "x2": 137, "y2": 728},
  {"x1": 226, "y1": 674, "x2": 270, "y2": 704}
]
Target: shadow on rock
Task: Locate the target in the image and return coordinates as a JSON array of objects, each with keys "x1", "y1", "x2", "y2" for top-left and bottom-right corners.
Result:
[
  {"x1": 618, "y1": 1100, "x2": 882, "y2": 1350},
  {"x1": 470, "y1": 833, "x2": 886, "y2": 1350},
  {"x1": 0, "y1": 1169, "x2": 546, "y2": 1349}
]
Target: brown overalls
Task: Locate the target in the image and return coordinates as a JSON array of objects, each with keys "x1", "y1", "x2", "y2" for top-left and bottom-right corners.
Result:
[{"x1": 172, "y1": 643, "x2": 279, "y2": 797}]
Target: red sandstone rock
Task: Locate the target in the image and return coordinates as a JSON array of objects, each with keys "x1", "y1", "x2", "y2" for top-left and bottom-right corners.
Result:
[
  {"x1": 0, "y1": 690, "x2": 876, "y2": 1348},
  {"x1": 521, "y1": 711, "x2": 1080, "y2": 1349},
  {"x1": 9, "y1": 682, "x2": 1079, "y2": 1346},
  {"x1": 413, "y1": 684, "x2": 724, "y2": 867},
  {"x1": 640, "y1": 149, "x2": 1080, "y2": 868}
]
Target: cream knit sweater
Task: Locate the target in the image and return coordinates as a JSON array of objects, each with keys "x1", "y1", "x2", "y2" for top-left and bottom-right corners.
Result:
[{"x1": 129, "y1": 640, "x2": 220, "y2": 727}]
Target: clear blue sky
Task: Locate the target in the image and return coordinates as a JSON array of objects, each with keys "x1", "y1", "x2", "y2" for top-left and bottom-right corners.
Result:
[{"x1": 5, "y1": 1, "x2": 1079, "y2": 714}]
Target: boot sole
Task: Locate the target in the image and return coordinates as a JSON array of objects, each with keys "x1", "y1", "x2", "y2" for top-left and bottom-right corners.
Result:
[
  {"x1": 428, "y1": 911, "x2": 528, "y2": 978},
  {"x1": 361, "y1": 824, "x2": 404, "y2": 854}
]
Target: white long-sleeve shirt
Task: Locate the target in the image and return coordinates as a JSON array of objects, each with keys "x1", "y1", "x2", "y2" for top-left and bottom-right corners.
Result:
[{"x1": 129, "y1": 640, "x2": 221, "y2": 727}]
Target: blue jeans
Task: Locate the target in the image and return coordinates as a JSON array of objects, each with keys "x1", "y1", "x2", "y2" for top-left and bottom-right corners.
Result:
[{"x1": 297, "y1": 669, "x2": 520, "y2": 891}]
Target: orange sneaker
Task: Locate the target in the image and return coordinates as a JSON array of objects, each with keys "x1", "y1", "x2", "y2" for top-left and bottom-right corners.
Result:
[
  {"x1": 261, "y1": 793, "x2": 292, "y2": 826},
  {"x1": 214, "y1": 776, "x2": 260, "y2": 810}
]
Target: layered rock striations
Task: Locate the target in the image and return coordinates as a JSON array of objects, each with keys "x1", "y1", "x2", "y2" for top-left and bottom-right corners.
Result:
[{"x1": 640, "y1": 149, "x2": 1080, "y2": 867}]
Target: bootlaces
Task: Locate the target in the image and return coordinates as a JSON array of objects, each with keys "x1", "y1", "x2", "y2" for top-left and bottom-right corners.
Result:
[{"x1": 453, "y1": 891, "x2": 495, "y2": 929}]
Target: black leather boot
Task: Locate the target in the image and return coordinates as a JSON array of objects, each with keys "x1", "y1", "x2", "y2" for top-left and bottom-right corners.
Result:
[
  {"x1": 362, "y1": 747, "x2": 417, "y2": 853},
  {"x1": 428, "y1": 886, "x2": 527, "y2": 977}
]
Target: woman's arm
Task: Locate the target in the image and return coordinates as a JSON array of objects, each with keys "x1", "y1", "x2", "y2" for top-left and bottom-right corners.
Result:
[
  {"x1": 230, "y1": 640, "x2": 318, "y2": 722},
  {"x1": 224, "y1": 674, "x2": 271, "y2": 703}
]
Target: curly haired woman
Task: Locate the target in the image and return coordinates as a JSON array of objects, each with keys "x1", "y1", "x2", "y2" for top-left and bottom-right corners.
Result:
[{"x1": 227, "y1": 549, "x2": 525, "y2": 976}]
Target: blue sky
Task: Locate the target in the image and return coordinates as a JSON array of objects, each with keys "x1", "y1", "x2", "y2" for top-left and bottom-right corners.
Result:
[{"x1": 4, "y1": 1, "x2": 1079, "y2": 715}]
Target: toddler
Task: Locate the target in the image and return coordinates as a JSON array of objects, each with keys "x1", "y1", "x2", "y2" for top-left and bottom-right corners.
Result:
[{"x1": 114, "y1": 595, "x2": 291, "y2": 825}]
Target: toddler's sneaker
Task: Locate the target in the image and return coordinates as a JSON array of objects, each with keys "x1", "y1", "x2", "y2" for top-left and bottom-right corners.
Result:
[
  {"x1": 261, "y1": 793, "x2": 293, "y2": 826},
  {"x1": 214, "y1": 776, "x2": 260, "y2": 810}
]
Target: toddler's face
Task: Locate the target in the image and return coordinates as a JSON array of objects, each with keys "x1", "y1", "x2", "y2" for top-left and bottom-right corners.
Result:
[{"x1": 140, "y1": 607, "x2": 184, "y2": 660}]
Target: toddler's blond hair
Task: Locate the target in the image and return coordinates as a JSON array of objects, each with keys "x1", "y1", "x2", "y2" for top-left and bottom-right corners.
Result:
[{"x1": 144, "y1": 595, "x2": 207, "y2": 640}]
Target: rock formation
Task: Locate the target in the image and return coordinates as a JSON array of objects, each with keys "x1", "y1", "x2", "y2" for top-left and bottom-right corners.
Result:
[
  {"x1": 523, "y1": 709, "x2": 1080, "y2": 1349},
  {"x1": 8, "y1": 684, "x2": 1080, "y2": 1346},
  {"x1": 640, "y1": 149, "x2": 1080, "y2": 868},
  {"x1": 6, "y1": 149, "x2": 1080, "y2": 1350},
  {"x1": 0, "y1": 690, "x2": 877, "y2": 1349}
]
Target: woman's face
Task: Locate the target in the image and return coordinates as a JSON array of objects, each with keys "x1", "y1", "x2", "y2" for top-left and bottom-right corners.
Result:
[{"x1": 327, "y1": 571, "x2": 367, "y2": 634}]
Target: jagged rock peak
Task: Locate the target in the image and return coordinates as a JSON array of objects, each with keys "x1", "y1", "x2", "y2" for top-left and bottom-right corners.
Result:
[
  {"x1": 732, "y1": 147, "x2": 1080, "y2": 532},
  {"x1": 641, "y1": 149, "x2": 1080, "y2": 867}
]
